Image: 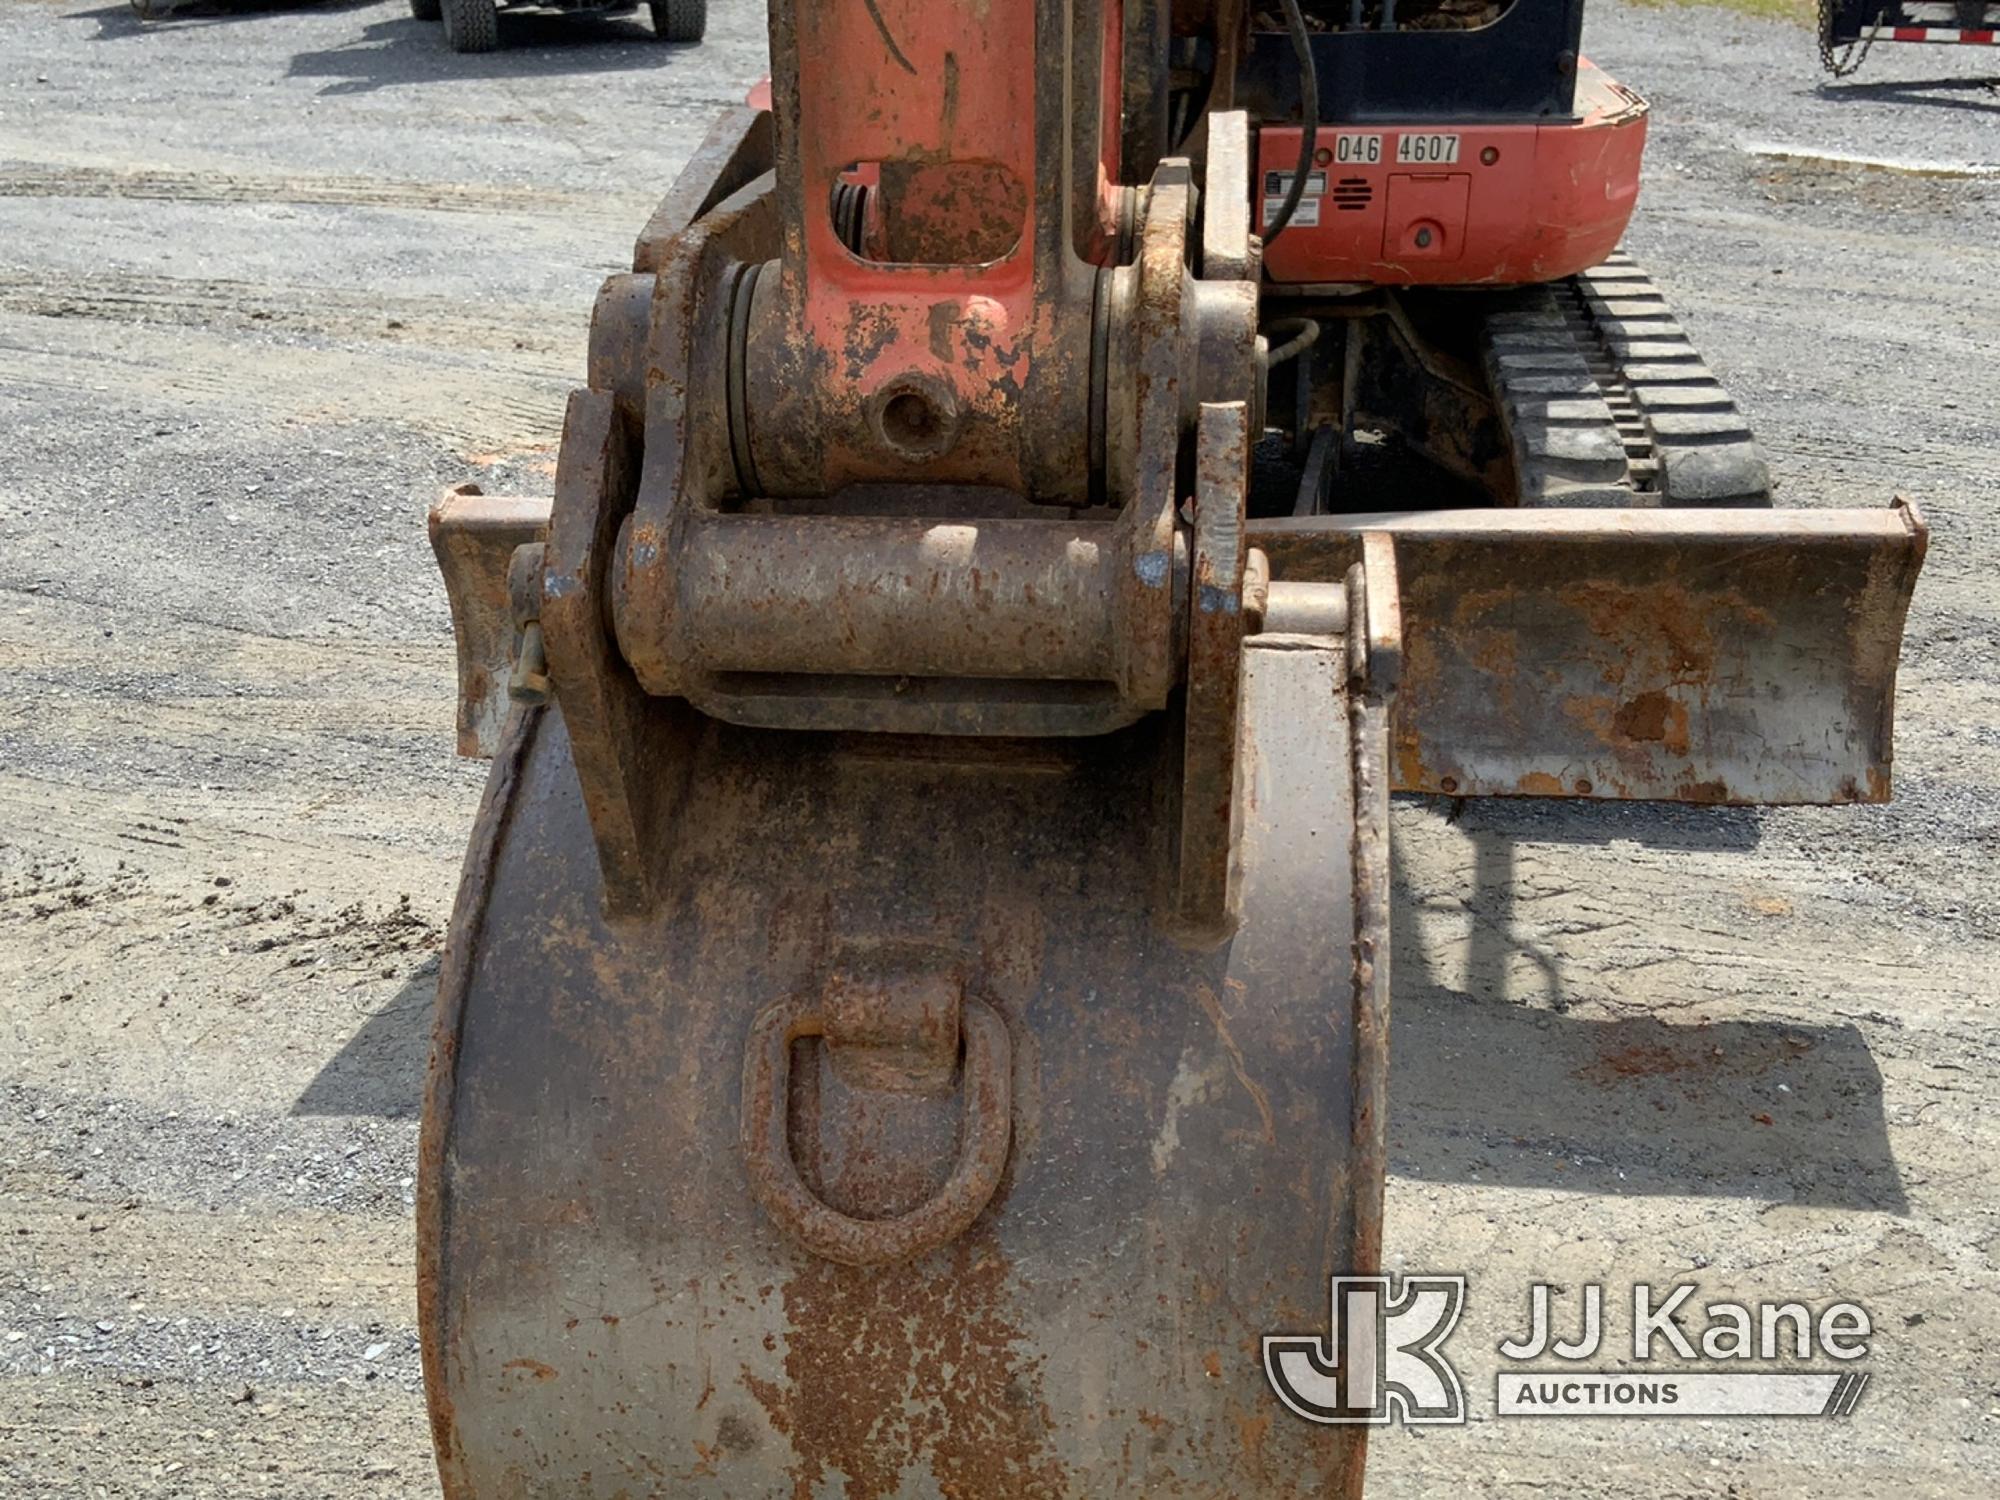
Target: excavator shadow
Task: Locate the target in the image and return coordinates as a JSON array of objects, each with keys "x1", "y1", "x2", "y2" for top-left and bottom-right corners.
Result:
[
  {"x1": 1390, "y1": 802, "x2": 1906, "y2": 1213},
  {"x1": 291, "y1": 957, "x2": 439, "y2": 1120}
]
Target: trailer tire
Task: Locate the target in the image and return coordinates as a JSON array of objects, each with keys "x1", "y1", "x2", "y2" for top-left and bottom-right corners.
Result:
[
  {"x1": 410, "y1": 0, "x2": 442, "y2": 19},
  {"x1": 650, "y1": 0, "x2": 706, "y2": 42},
  {"x1": 441, "y1": 0, "x2": 499, "y2": 52}
]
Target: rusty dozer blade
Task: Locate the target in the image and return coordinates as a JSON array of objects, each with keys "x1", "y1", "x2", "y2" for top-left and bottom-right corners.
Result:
[
  {"x1": 420, "y1": 561, "x2": 1400, "y2": 1497},
  {"x1": 1254, "y1": 500, "x2": 1928, "y2": 806}
]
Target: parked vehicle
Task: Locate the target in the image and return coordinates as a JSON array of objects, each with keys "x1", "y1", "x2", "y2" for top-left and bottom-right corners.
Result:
[
  {"x1": 1820, "y1": 0, "x2": 2000, "y2": 74},
  {"x1": 410, "y1": 0, "x2": 706, "y2": 53}
]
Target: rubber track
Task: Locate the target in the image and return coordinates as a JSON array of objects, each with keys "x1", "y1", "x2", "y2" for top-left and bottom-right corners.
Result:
[{"x1": 1481, "y1": 251, "x2": 1773, "y2": 507}]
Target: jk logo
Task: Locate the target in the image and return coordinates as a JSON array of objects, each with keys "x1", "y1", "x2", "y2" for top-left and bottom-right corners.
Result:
[{"x1": 1263, "y1": 1275, "x2": 1468, "y2": 1425}]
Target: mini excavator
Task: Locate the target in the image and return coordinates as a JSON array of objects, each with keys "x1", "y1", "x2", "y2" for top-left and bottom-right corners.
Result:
[{"x1": 420, "y1": 3, "x2": 1926, "y2": 1494}]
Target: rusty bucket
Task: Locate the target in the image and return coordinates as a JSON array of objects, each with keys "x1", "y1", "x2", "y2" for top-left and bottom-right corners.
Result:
[{"x1": 418, "y1": 612, "x2": 1393, "y2": 1497}]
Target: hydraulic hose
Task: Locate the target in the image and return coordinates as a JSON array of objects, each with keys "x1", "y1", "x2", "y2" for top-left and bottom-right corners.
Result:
[{"x1": 1264, "y1": 0, "x2": 1320, "y2": 244}]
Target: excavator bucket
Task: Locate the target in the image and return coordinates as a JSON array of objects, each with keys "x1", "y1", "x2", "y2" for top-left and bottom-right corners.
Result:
[{"x1": 420, "y1": 585, "x2": 1397, "y2": 1497}]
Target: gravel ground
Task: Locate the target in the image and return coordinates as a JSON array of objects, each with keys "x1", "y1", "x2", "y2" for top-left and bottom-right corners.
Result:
[{"x1": 1, "y1": 1, "x2": 1997, "y2": 1496}]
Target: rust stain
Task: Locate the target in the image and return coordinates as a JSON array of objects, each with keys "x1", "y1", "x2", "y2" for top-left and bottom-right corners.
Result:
[
  {"x1": 685, "y1": 1440, "x2": 720, "y2": 1481},
  {"x1": 759, "y1": 1231, "x2": 1068, "y2": 1499},
  {"x1": 1232, "y1": 1407, "x2": 1273, "y2": 1474},
  {"x1": 742, "y1": 1370, "x2": 792, "y2": 1438},
  {"x1": 1579, "y1": 1043, "x2": 1699, "y2": 1084},
  {"x1": 501, "y1": 1358, "x2": 558, "y2": 1382},
  {"x1": 1611, "y1": 690, "x2": 1691, "y2": 756},
  {"x1": 1463, "y1": 628, "x2": 1519, "y2": 720},
  {"x1": 1557, "y1": 579, "x2": 1720, "y2": 688},
  {"x1": 1575, "y1": 1029, "x2": 1817, "y2": 1098},
  {"x1": 1393, "y1": 733, "x2": 1431, "y2": 792},
  {"x1": 1516, "y1": 770, "x2": 1565, "y2": 796}
]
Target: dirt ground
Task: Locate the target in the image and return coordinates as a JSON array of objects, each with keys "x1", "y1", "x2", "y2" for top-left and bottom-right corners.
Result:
[{"x1": 1, "y1": 1, "x2": 1996, "y2": 1496}]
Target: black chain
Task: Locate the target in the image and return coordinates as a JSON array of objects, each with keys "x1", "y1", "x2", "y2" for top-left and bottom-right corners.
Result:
[{"x1": 1819, "y1": 0, "x2": 1886, "y2": 77}]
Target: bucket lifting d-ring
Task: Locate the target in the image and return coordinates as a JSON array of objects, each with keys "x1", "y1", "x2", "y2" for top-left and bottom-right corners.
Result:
[{"x1": 740, "y1": 990, "x2": 1013, "y2": 1267}]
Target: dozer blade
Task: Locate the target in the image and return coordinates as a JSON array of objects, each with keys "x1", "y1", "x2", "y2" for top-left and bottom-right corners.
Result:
[
  {"x1": 1253, "y1": 501, "x2": 1927, "y2": 805},
  {"x1": 419, "y1": 601, "x2": 1396, "y2": 1496}
]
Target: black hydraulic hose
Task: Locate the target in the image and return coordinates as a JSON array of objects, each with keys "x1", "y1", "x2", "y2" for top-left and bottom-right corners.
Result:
[{"x1": 1264, "y1": 0, "x2": 1319, "y2": 244}]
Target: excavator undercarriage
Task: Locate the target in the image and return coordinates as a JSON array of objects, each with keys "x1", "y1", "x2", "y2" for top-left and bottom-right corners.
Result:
[{"x1": 417, "y1": 2, "x2": 1925, "y2": 1494}]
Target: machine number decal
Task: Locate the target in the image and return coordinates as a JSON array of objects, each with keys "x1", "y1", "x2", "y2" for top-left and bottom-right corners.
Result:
[
  {"x1": 1395, "y1": 133, "x2": 1461, "y2": 165},
  {"x1": 1332, "y1": 133, "x2": 1383, "y2": 165}
]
